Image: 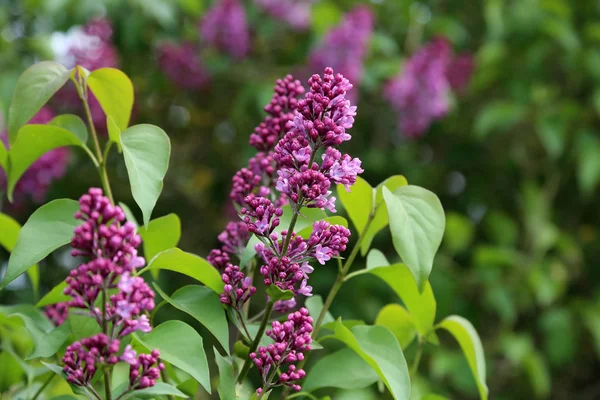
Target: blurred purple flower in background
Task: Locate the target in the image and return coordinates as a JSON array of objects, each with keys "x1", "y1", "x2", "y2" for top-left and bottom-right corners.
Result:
[
  {"x1": 384, "y1": 37, "x2": 474, "y2": 138},
  {"x1": 157, "y1": 41, "x2": 211, "y2": 90},
  {"x1": 308, "y1": 5, "x2": 373, "y2": 100},
  {"x1": 51, "y1": 18, "x2": 119, "y2": 133},
  {"x1": 199, "y1": 0, "x2": 251, "y2": 59},
  {"x1": 254, "y1": 0, "x2": 315, "y2": 30},
  {"x1": 0, "y1": 107, "x2": 70, "y2": 206}
]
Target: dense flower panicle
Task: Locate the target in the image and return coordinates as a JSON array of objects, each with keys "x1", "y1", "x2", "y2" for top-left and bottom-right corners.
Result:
[
  {"x1": 218, "y1": 221, "x2": 251, "y2": 258},
  {"x1": 385, "y1": 37, "x2": 474, "y2": 137},
  {"x1": 121, "y1": 346, "x2": 165, "y2": 390},
  {"x1": 231, "y1": 167, "x2": 264, "y2": 206},
  {"x1": 157, "y1": 42, "x2": 210, "y2": 90},
  {"x1": 291, "y1": 68, "x2": 356, "y2": 148},
  {"x1": 250, "y1": 75, "x2": 305, "y2": 152},
  {"x1": 0, "y1": 107, "x2": 70, "y2": 205},
  {"x1": 240, "y1": 195, "x2": 283, "y2": 237},
  {"x1": 110, "y1": 273, "x2": 155, "y2": 331},
  {"x1": 447, "y1": 54, "x2": 475, "y2": 93},
  {"x1": 220, "y1": 265, "x2": 257, "y2": 309},
  {"x1": 71, "y1": 188, "x2": 143, "y2": 270},
  {"x1": 307, "y1": 221, "x2": 351, "y2": 264},
  {"x1": 207, "y1": 248, "x2": 232, "y2": 271},
  {"x1": 250, "y1": 308, "x2": 313, "y2": 393},
  {"x1": 308, "y1": 6, "x2": 373, "y2": 97},
  {"x1": 199, "y1": 0, "x2": 250, "y2": 59},
  {"x1": 62, "y1": 334, "x2": 120, "y2": 386},
  {"x1": 254, "y1": 0, "x2": 314, "y2": 30},
  {"x1": 44, "y1": 302, "x2": 69, "y2": 326},
  {"x1": 276, "y1": 167, "x2": 335, "y2": 212}
]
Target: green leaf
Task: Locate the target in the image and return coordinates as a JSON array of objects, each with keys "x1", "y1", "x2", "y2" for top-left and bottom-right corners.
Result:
[
  {"x1": 41, "y1": 361, "x2": 96, "y2": 398},
  {"x1": 437, "y1": 316, "x2": 488, "y2": 400},
  {"x1": 375, "y1": 304, "x2": 417, "y2": 349},
  {"x1": 363, "y1": 176, "x2": 408, "y2": 255},
  {"x1": 346, "y1": 260, "x2": 436, "y2": 336},
  {"x1": 121, "y1": 124, "x2": 171, "y2": 227},
  {"x1": 0, "y1": 199, "x2": 79, "y2": 290},
  {"x1": 576, "y1": 131, "x2": 600, "y2": 195},
  {"x1": 153, "y1": 284, "x2": 229, "y2": 353},
  {"x1": 87, "y1": 68, "x2": 134, "y2": 131},
  {"x1": 119, "y1": 201, "x2": 140, "y2": 229},
  {"x1": 303, "y1": 348, "x2": 379, "y2": 392},
  {"x1": 474, "y1": 101, "x2": 527, "y2": 139},
  {"x1": 50, "y1": 114, "x2": 88, "y2": 144},
  {"x1": 138, "y1": 248, "x2": 223, "y2": 293},
  {"x1": 8, "y1": 312, "x2": 71, "y2": 359},
  {"x1": 7, "y1": 61, "x2": 70, "y2": 142},
  {"x1": 214, "y1": 349, "x2": 236, "y2": 400},
  {"x1": 107, "y1": 116, "x2": 122, "y2": 152},
  {"x1": 36, "y1": 281, "x2": 69, "y2": 307},
  {"x1": 366, "y1": 248, "x2": 390, "y2": 268},
  {"x1": 332, "y1": 321, "x2": 410, "y2": 400},
  {"x1": 0, "y1": 213, "x2": 40, "y2": 298},
  {"x1": 139, "y1": 214, "x2": 181, "y2": 274},
  {"x1": 7, "y1": 124, "x2": 94, "y2": 201},
  {"x1": 266, "y1": 285, "x2": 294, "y2": 302},
  {"x1": 68, "y1": 312, "x2": 101, "y2": 341},
  {"x1": 383, "y1": 186, "x2": 445, "y2": 291},
  {"x1": 134, "y1": 321, "x2": 210, "y2": 393},
  {"x1": 0, "y1": 140, "x2": 7, "y2": 171},
  {"x1": 121, "y1": 382, "x2": 187, "y2": 399},
  {"x1": 338, "y1": 176, "x2": 373, "y2": 237}
]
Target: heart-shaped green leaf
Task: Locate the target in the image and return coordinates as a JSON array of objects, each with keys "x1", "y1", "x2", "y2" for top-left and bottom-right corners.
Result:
[
  {"x1": 153, "y1": 284, "x2": 229, "y2": 353},
  {"x1": 383, "y1": 185, "x2": 445, "y2": 291},
  {"x1": 375, "y1": 304, "x2": 417, "y2": 349},
  {"x1": 7, "y1": 124, "x2": 95, "y2": 201},
  {"x1": 332, "y1": 321, "x2": 410, "y2": 400},
  {"x1": 138, "y1": 248, "x2": 223, "y2": 293},
  {"x1": 87, "y1": 68, "x2": 134, "y2": 131},
  {"x1": 121, "y1": 382, "x2": 187, "y2": 399},
  {"x1": 120, "y1": 124, "x2": 171, "y2": 227},
  {"x1": 0, "y1": 213, "x2": 39, "y2": 298},
  {"x1": 266, "y1": 285, "x2": 294, "y2": 302},
  {"x1": 134, "y1": 321, "x2": 210, "y2": 393},
  {"x1": 214, "y1": 349, "x2": 236, "y2": 400},
  {"x1": 0, "y1": 199, "x2": 79, "y2": 290},
  {"x1": 437, "y1": 316, "x2": 488, "y2": 400},
  {"x1": 303, "y1": 348, "x2": 379, "y2": 392},
  {"x1": 139, "y1": 214, "x2": 181, "y2": 279},
  {"x1": 7, "y1": 61, "x2": 70, "y2": 142},
  {"x1": 36, "y1": 281, "x2": 69, "y2": 307},
  {"x1": 50, "y1": 114, "x2": 88, "y2": 144},
  {"x1": 9, "y1": 311, "x2": 70, "y2": 359}
]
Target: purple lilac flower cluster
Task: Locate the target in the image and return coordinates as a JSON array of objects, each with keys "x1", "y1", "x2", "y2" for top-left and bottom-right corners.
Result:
[
  {"x1": 157, "y1": 42, "x2": 211, "y2": 90},
  {"x1": 199, "y1": 0, "x2": 250, "y2": 60},
  {"x1": 44, "y1": 302, "x2": 69, "y2": 326},
  {"x1": 308, "y1": 6, "x2": 373, "y2": 102},
  {"x1": 384, "y1": 37, "x2": 475, "y2": 138},
  {"x1": 61, "y1": 188, "x2": 162, "y2": 392},
  {"x1": 254, "y1": 0, "x2": 315, "y2": 30},
  {"x1": 250, "y1": 308, "x2": 313, "y2": 394},
  {"x1": 0, "y1": 107, "x2": 70, "y2": 206},
  {"x1": 211, "y1": 67, "x2": 361, "y2": 314}
]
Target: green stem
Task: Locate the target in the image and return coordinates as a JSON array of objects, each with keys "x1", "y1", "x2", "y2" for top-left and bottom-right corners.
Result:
[
  {"x1": 313, "y1": 212, "x2": 374, "y2": 337},
  {"x1": 410, "y1": 336, "x2": 424, "y2": 378},
  {"x1": 237, "y1": 301, "x2": 275, "y2": 383},
  {"x1": 159, "y1": 360, "x2": 175, "y2": 400},
  {"x1": 281, "y1": 204, "x2": 300, "y2": 258},
  {"x1": 104, "y1": 368, "x2": 113, "y2": 400},
  {"x1": 78, "y1": 85, "x2": 115, "y2": 205},
  {"x1": 101, "y1": 285, "x2": 113, "y2": 400},
  {"x1": 31, "y1": 373, "x2": 55, "y2": 400}
]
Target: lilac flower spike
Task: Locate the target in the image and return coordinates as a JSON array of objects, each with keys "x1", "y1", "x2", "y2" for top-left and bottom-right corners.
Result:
[
  {"x1": 254, "y1": 0, "x2": 315, "y2": 30},
  {"x1": 250, "y1": 308, "x2": 313, "y2": 394},
  {"x1": 199, "y1": 0, "x2": 251, "y2": 59},
  {"x1": 157, "y1": 41, "x2": 210, "y2": 90},
  {"x1": 62, "y1": 188, "x2": 162, "y2": 392},
  {"x1": 309, "y1": 5, "x2": 374, "y2": 99},
  {"x1": 385, "y1": 37, "x2": 475, "y2": 138}
]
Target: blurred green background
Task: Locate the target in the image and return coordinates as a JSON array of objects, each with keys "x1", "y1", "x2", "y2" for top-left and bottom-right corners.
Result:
[{"x1": 2, "y1": 0, "x2": 600, "y2": 399}]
